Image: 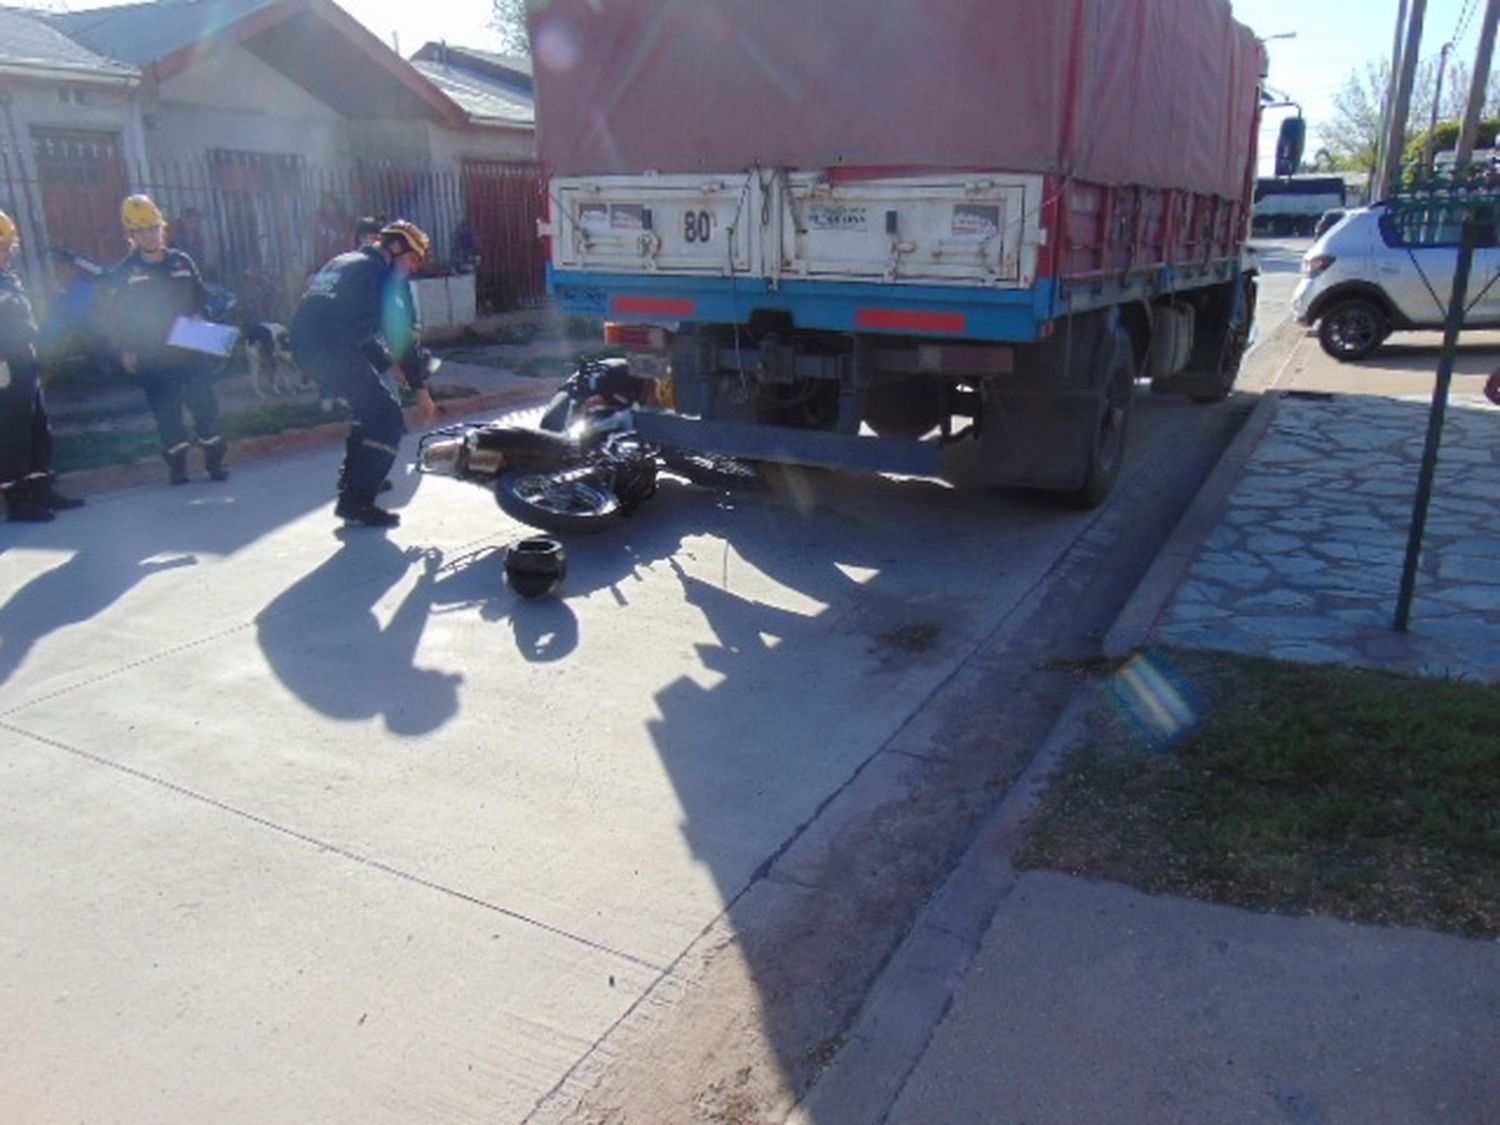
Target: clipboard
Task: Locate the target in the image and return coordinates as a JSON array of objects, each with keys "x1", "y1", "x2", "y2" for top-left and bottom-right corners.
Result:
[{"x1": 168, "y1": 316, "x2": 240, "y2": 358}]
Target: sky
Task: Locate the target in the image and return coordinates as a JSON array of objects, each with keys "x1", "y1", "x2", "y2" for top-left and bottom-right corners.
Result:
[
  {"x1": 13, "y1": 0, "x2": 1493, "y2": 171},
  {"x1": 1230, "y1": 0, "x2": 1492, "y2": 167}
]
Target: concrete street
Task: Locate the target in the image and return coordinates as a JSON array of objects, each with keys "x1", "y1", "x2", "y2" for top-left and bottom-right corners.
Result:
[
  {"x1": 4, "y1": 238, "x2": 1497, "y2": 1123},
  {"x1": 2, "y1": 346, "x2": 1243, "y2": 1118}
]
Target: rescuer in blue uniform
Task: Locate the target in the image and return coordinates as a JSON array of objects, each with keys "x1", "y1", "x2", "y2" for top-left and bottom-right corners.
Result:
[
  {"x1": 104, "y1": 194, "x2": 227, "y2": 485},
  {"x1": 0, "y1": 209, "x2": 84, "y2": 522},
  {"x1": 290, "y1": 219, "x2": 437, "y2": 528}
]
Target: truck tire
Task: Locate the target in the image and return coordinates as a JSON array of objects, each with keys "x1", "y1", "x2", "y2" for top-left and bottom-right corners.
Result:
[
  {"x1": 1191, "y1": 274, "x2": 1257, "y2": 404},
  {"x1": 1066, "y1": 325, "x2": 1135, "y2": 508},
  {"x1": 1317, "y1": 298, "x2": 1388, "y2": 362},
  {"x1": 858, "y1": 376, "x2": 943, "y2": 438}
]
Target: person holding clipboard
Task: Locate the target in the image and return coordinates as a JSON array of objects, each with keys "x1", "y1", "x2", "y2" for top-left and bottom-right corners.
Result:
[{"x1": 103, "y1": 194, "x2": 230, "y2": 485}]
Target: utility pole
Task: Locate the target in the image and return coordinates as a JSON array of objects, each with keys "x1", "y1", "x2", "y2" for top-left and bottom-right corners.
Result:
[
  {"x1": 1424, "y1": 41, "x2": 1453, "y2": 172},
  {"x1": 1382, "y1": 0, "x2": 1428, "y2": 194},
  {"x1": 1456, "y1": 0, "x2": 1500, "y2": 164},
  {"x1": 1374, "y1": 0, "x2": 1410, "y2": 198}
]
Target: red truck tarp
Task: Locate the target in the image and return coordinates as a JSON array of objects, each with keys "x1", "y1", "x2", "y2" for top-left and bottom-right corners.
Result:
[{"x1": 529, "y1": 0, "x2": 1265, "y2": 202}]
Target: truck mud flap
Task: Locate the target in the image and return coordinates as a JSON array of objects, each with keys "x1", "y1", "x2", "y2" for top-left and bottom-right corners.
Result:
[{"x1": 631, "y1": 413, "x2": 943, "y2": 477}]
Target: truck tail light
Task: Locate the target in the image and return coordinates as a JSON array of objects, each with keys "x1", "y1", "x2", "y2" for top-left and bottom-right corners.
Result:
[
  {"x1": 603, "y1": 322, "x2": 667, "y2": 350},
  {"x1": 1302, "y1": 254, "x2": 1335, "y2": 278}
]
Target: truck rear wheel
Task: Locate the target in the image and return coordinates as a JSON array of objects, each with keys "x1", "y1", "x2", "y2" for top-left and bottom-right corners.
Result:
[
  {"x1": 859, "y1": 377, "x2": 943, "y2": 438},
  {"x1": 1065, "y1": 327, "x2": 1135, "y2": 508}
]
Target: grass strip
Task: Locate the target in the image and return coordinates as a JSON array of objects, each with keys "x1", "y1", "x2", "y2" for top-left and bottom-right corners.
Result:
[{"x1": 1019, "y1": 648, "x2": 1500, "y2": 938}]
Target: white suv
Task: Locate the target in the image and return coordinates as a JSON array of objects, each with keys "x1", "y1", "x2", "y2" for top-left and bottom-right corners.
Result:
[{"x1": 1292, "y1": 203, "x2": 1500, "y2": 360}]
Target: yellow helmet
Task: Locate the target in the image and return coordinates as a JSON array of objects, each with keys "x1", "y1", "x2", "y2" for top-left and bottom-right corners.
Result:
[
  {"x1": 380, "y1": 219, "x2": 431, "y2": 263},
  {"x1": 0, "y1": 209, "x2": 17, "y2": 247},
  {"x1": 121, "y1": 193, "x2": 165, "y2": 231}
]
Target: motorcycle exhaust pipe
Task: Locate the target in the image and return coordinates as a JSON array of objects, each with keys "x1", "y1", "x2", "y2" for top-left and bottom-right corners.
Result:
[
  {"x1": 418, "y1": 430, "x2": 511, "y2": 477},
  {"x1": 417, "y1": 433, "x2": 466, "y2": 476}
]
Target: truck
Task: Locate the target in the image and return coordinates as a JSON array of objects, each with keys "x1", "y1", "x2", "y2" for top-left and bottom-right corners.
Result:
[
  {"x1": 1252, "y1": 176, "x2": 1348, "y2": 237},
  {"x1": 527, "y1": 0, "x2": 1266, "y2": 506}
]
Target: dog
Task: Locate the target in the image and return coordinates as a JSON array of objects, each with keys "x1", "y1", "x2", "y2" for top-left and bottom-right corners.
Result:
[{"x1": 244, "y1": 322, "x2": 310, "y2": 398}]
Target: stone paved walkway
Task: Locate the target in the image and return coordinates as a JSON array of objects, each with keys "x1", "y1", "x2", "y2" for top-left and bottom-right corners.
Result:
[{"x1": 1156, "y1": 392, "x2": 1500, "y2": 683}]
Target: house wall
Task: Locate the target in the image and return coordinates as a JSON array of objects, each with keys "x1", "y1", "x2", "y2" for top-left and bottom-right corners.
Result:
[
  {"x1": 0, "y1": 75, "x2": 147, "y2": 278},
  {"x1": 425, "y1": 122, "x2": 536, "y2": 173},
  {"x1": 346, "y1": 118, "x2": 433, "y2": 166},
  {"x1": 145, "y1": 42, "x2": 346, "y2": 166}
]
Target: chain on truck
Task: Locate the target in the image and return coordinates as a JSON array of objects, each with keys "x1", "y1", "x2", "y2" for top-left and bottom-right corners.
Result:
[{"x1": 527, "y1": 0, "x2": 1272, "y2": 507}]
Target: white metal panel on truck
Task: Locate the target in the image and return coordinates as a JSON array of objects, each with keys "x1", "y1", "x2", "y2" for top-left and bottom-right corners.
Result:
[
  {"x1": 552, "y1": 174, "x2": 753, "y2": 276},
  {"x1": 776, "y1": 174, "x2": 1042, "y2": 287}
]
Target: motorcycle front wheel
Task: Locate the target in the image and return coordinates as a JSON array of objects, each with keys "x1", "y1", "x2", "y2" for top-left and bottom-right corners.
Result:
[{"x1": 494, "y1": 467, "x2": 623, "y2": 534}]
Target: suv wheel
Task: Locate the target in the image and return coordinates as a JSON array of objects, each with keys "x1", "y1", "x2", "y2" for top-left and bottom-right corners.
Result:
[{"x1": 1317, "y1": 298, "x2": 1389, "y2": 361}]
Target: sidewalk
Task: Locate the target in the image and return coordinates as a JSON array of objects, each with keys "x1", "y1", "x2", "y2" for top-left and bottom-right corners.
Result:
[
  {"x1": 793, "y1": 329, "x2": 1500, "y2": 1124},
  {"x1": 48, "y1": 355, "x2": 556, "y2": 498}
]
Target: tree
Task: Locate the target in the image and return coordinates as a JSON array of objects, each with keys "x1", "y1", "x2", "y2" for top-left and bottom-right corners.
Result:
[
  {"x1": 1404, "y1": 118, "x2": 1500, "y2": 164},
  {"x1": 1320, "y1": 54, "x2": 1500, "y2": 177},
  {"x1": 492, "y1": 0, "x2": 531, "y2": 56}
]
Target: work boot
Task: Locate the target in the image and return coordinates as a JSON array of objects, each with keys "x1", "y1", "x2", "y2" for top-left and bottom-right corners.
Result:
[
  {"x1": 334, "y1": 495, "x2": 400, "y2": 528},
  {"x1": 164, "y1": 448, "x2": 190, "y2": 486},
  {"x1": 28, "y1": 474, "x2": 84, "y2": 511},
  {"x1": 334, "y1": 472, "x2": 392, "y2": 494},
  {"x1": 3, "y1": 483, "x2": 55, "y2": 523},
  {"x1": 203, "y1": 439, "x2": 229, "y2": 482}
]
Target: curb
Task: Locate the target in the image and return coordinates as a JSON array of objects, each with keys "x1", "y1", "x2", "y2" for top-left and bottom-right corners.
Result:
[
  {"x1": 1099, "y1": 324, "x2": 1307, "y2": 660},
  {"x1": 53, "y1": 383, "x2": 553, "y2": 498},
  {"x1": 789, "y1": 677, "x2": 1104, "y2": 1123}
]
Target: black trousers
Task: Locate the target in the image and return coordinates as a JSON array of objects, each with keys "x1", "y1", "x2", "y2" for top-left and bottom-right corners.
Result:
[
  {"x1": 310, "y1": 351, "x2": 404, "y2": 504},
  {"x1": 139, "y1": 364, "x2": 221, "y2": 455},
  {"x1": 0, "y1": 362, "x2": 52, "y2": 485}
]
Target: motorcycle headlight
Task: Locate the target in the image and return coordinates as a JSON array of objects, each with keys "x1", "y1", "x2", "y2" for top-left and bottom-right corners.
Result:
[{"x1": 1302, "y1": 254, "x2": 1336, "y2": 278}]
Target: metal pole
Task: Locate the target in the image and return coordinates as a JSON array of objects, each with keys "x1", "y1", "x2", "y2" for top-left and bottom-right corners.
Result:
[
  {"x1": 1375, "y1": 0, "x2": 1411, "y2": 199},
  {"x1": 1383, "y1": 0, "x2": 1428, "y2": 195},
  {"x1": 1456, "y1": 0, "x2": 1500, "y2": 164},
  {"x1": 1424, "y1": 42, "x2": 1452, "y2": 172},
  {"x1": 1394, "y1": 210, "x2": 1487, "y2": 631}
]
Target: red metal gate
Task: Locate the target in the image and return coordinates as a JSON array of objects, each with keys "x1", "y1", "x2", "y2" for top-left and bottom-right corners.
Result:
[{"x1": 462, "y1": 160, "x2": 547, "y2": 311}]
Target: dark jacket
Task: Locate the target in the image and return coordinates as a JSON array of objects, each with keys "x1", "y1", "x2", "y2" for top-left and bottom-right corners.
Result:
[
  {"x1": 289, "y1": 247, "x2": 424, "y2": 387},
  {"x1": 103, "y1": 248, "x2": 209, "y2": 369},
  {"x1": 0, "y1": 268, "x2": 40, "y2": 377}
]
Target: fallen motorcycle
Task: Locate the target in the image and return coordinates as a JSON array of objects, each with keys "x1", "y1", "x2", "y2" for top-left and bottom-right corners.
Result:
[{"x1": 416, "y1": 357, "x2": 761, "y2": 534}]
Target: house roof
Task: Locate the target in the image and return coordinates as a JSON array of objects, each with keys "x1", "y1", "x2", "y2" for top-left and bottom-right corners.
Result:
[
  {"x1": 0, "y1": 8, "x2": 138, "y2": 82},
  {"x1": 44, "y1": 0, "x2": 467, "y2": 127},
  {"x1": 411, "y1": 43, "x2": 532, "y2": 94},
  {"x1": 409, "y1": 59, "x2": 533, "y2": 129},
  {"x1": 43, "y1": 0, "x2": 278, "y2": 67}
]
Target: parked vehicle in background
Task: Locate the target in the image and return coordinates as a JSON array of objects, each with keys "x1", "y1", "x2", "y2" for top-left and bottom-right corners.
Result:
[
  {"x1": 526, "y1": 0, "x2": 1265, "y2": 507},
  {"x1": 1293, "y1": 203, "x2": 1500, "y2": 360},
  {"x1": 1312, "y1": 208, "x2": 1348, "y2": 239},
  {"x1": 1252, "y1": 176, "x2": 1348, "y2": 237}
]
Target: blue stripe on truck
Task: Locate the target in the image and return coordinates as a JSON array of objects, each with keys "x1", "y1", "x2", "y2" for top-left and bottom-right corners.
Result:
[{"x1": 548, "y1": 268, "x2": 1059, "y2": 342}]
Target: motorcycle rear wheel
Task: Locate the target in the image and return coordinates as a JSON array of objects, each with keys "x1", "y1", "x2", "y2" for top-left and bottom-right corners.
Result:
[{"x1": 494, "y1": 468, "x2": 623, "y2": 534}]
